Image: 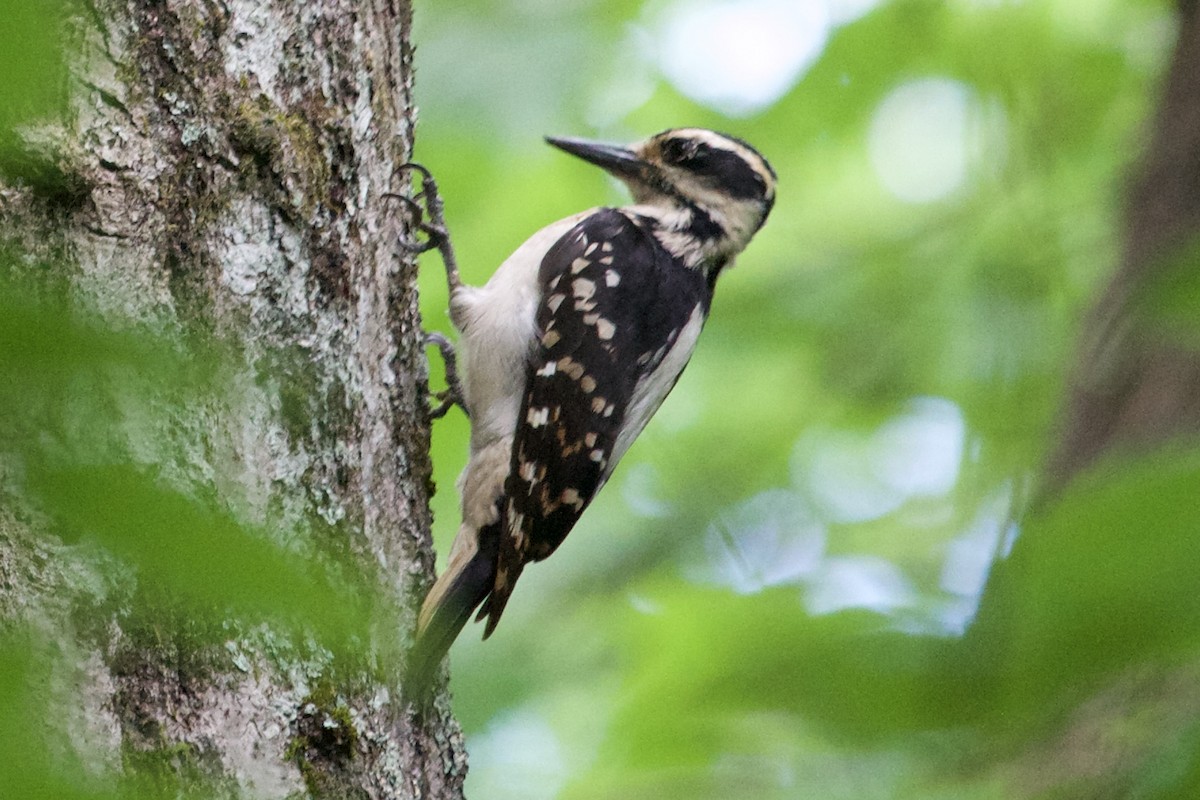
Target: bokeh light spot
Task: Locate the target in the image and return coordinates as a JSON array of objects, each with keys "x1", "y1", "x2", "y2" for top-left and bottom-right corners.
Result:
[
  {"x1": 793, "y1": 397, "x2": 966, "y2": 524},
  {"x1": 696, "y1": 489, "x2": 826, "y2": 593},
  {"x1": 467, "y1": 710, "x2": 567, "y2": 800},
  {"x1": 868, "y1": 77, "x2": 1002, "y2": 203},
  {"x1": 828, "y1": 0, "x2": 884, "y2": 25},
  {"x1": 657, "y1": 0, "x2": 830, "y2": 116},
  {"x1": 805, "y1": 555, "x2": 918, "y2": 615}
]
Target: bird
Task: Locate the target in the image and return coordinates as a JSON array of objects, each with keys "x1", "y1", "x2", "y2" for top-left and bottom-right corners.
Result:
[{"x1": 404, "y1": 128, "x2": 776, "y2": 693}]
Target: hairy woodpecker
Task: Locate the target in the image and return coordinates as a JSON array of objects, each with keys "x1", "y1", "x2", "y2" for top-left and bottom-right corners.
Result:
[{"x1": 407, "y1": 128, "x2": 776, "y2": 691}]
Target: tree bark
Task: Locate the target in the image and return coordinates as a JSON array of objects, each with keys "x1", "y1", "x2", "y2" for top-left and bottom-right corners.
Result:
[{"x1": 0, "y1": 0, "x2": 465, "y2": 796}]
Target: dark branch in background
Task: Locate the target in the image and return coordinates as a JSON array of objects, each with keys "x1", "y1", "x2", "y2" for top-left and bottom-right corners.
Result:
[
  {"x1": 961, "y1": 3, "x2": 1200, "y2": 769},
  {"x1": 1042, "y1": 0, "x2": 1200, "y2": 495}
]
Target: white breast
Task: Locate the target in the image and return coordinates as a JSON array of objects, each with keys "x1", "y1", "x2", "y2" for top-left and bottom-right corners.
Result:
[
  {"x1": 451, "y1": 211, "x2": 593, "y2": 450},
  {"x1": 607, "y1": 302, "x2": 705, "y2": 470}
]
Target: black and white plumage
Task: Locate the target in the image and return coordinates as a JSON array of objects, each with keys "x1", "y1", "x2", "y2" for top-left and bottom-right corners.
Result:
[{"x1": 409, "y1": 128, "x2": 776, "y2": 690}]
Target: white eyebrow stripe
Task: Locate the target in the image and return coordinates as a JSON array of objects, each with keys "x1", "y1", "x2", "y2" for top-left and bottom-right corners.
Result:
[{"x1": 666, "y1": 128, "x2": 776, "y2": 197}]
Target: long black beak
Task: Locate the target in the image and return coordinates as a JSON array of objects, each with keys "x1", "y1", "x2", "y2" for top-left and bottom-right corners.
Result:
[{"x1": 545, "y1": 135, "x2": 647, "y2": 181}]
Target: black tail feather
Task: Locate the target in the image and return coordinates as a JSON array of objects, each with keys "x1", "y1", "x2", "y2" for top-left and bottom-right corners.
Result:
[{"x1": 405, "y1": 523, "x2": 499, "y2": 700}]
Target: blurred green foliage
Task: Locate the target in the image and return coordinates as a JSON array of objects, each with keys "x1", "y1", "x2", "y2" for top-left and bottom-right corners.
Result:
[
  {"x1": 0, "y1": 6, "x2": 388, "y2": 793},
  {"x1": 0, "y1": 0, "x2": 66, "y2": 132},
  {"x1": 0, "y1": 0, "x2": 88, "y2": 204},
  {"x1": 0, "y1": 267, "x2": 375, "y2": 642},
  {"x1": 413, "y1": 0, "x2": 1200, "y2": 797},
  {"x1": 0, "y1": 265, "x2": 381, "y2": 796}
]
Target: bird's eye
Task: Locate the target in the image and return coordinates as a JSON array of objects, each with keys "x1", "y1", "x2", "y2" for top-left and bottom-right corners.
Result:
[
  {"x1": 661, "y1": 138, "x2": 711, "y2": 166},
  {"x1": 660, "y1": 139, "x2": 690, "y2": 163}
]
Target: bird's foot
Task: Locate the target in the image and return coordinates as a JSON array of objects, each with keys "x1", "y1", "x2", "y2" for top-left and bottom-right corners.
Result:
[
  {"x1": 424, "y1": 331, "x2": 468, "y2": 419},
  {"x1": 388, "y1": 162, "x2": 461, "y2": 293}
]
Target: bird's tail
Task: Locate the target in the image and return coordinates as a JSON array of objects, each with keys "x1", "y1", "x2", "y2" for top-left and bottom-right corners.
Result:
[{"x1": 405, "y1": 521, "x2": 500, "y2": 700}]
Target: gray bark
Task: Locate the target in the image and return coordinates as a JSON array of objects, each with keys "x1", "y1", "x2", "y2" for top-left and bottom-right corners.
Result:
[{"x1": 0, "y1": 0, "x2": 465, "y2": 797}]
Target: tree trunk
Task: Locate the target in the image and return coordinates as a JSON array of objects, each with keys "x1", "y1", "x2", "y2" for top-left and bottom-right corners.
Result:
[{"x1": 0, "y1": 0, "x2": 465, "y2": 796}]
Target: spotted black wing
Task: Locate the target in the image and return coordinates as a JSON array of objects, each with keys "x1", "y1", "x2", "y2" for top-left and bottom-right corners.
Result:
[{"x1": 476, "y1": 208, "x2": 707, "y2": 635}]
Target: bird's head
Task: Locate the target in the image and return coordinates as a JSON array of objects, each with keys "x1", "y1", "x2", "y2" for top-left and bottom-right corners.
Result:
[{"x1": 546, "y1": 128, "x2": 776, "y2": 260}]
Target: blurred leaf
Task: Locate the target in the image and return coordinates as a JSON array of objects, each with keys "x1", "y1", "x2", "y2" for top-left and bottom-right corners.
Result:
[
  {"x1": 0, "y1": 0, "x2": 82, "y2": 203},
  {"x1": 25, "y1": 461, "x2": 373, "y2": 647},
  {"x1": 0, "y1": 636, "x2": 118, "y2": 799},
  {"x1": 968, "y1": 446, "x2": 1200, "y2": 717},
  {"x1": 0, "y1": 631, "x2": 238, "y2": 799},
  {"x1": 0, "y1": 641, "x2": 61, "y2": 797},
  {"x1": 0, "y1": 270, "x2": 375, "y2": 656},
  {"x1": 0, "y1": 0, "x2": 67, "y2": 132}
]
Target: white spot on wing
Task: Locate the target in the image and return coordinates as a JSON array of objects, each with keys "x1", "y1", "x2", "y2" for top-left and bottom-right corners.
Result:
[
  {"x1": 561, "y1": 488, "x2": 585, "y2": 511},
  {"x1": 527, "y1": 407, "x2": 550, "y2": 428},
  {"x1": 572, "y1": 278, "x2": 596, "y2": 301},
  {"x1": 557, "y1": 357, "x2": 585, "y2": 380},
  {"x1": 604, "y1": 270, "x2": 620, "y2": 287}
]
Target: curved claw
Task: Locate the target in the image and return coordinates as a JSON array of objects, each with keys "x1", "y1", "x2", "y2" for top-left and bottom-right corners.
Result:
[
  {"x1": 398, "y1": 237, "x2": 434, "y2": 255},
  {"x1": 428, "y1": 389, "x2": 458, "y2": 420},
  {"x1": 382, "y1": 191, "x2": 422, "y2": 212},
  {"x1": 383, "y1": 193, "x2": 446, "y2": 255},
  {"x1": 392, "y1": 163, "x2": 441, "y2": 216},
  {"x1": 395, "y1": 161, "x2": 434, "y2": 185},
  {"x1": 387, "y1": 163, "x2": 462, "y2": 294},
  {"x1": 395, "y1": 163, "x2": 439, "y2": 204},
  {"x1": 424, "y1": 332, "x2": 468, "y2": 419},
  {"x1": 384, "y1": 193, "x2": 426, "y2": 248}
]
